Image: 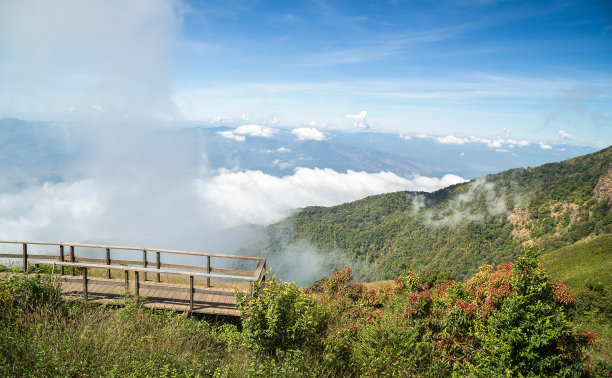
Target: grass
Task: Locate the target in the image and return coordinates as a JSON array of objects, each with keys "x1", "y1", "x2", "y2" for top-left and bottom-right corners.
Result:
[{"x1": 541, "y1": 233, "x2": 612, "y2": 363}]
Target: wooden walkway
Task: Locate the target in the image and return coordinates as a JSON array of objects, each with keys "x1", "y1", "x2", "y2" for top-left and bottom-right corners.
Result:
[
  {"x1": 58, "y1": 276, "x2": 241, "y2": 316},
  {"x1": 0, "y1": 240, "x2": 266, "y2": 317},
  {"x1": 1, "y1": 273, "x2": 242, "y2": 316}
]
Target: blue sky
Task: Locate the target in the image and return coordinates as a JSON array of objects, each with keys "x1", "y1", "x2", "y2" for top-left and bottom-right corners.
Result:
[{"x1": 1, "y1": 0, "x2": 611, "y2": 146}]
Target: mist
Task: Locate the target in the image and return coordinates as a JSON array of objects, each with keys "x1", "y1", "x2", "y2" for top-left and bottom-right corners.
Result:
[
  {"x1": 0, "y1": 0, "x2": 473, "y2": 283},
  {"x1": 415, "y1": 178, "x2": 511, "y2": 227}
]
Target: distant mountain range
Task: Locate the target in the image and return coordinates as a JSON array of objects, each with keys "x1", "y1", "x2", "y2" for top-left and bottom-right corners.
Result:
[{"x1": 0, "y1": 117, "x2": 597, "y2": 188}]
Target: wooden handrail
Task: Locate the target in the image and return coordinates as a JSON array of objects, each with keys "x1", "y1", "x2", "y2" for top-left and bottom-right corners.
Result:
[
  {"x1": 0, "y1": 240, "x2": 266, "y2": 286},
  {"x1": 0, "y1": 240, "x2": 262, "y2": 260},
  {"x1": 29, "y1": 260, "x2": 255, "y2": 281}
]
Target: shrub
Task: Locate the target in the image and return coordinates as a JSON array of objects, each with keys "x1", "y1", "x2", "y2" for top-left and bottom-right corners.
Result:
[
  {"x1": 236, "y1": 275, "x2": 326, "y2": 355},
  {"x1": 0, "y1": 274, "x2": 63, "y2": 322},
  {"x1": 462, "y1": 247, "x2": 593, "y2": 376}
]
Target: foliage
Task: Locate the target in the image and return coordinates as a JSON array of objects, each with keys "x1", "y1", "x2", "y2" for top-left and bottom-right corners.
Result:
[
  {"x1": 248, "y1": 146, "x2": 612, "y2": 282},
  {"x1": 236, "y1": 275, "x2": 326, "y2": 355},
  {"x1": 317, "y1": 247, "x2": 599, "y2": 376},
  {"x1": 1, "y1": 247, "x2": 608, "y2": 376},
  {"x1": 540, "y1": 234, "x2": 612, "y2": 364},
  {"x1": 462, "y1": 247, "x2": 592, "y2": 376}
]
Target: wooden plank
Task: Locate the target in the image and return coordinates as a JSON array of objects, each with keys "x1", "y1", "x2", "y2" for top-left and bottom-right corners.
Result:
[
  {"x1": 253, "y1": 258, "x2": 266, "y2": 280},
  {"x1": 83, "y1": 268, "x2": 88, "y2": 301},
  {"x1": 70, "y1": 246, "x2": 75, "y2": 276},
  {"x1": 0, "y1": 253, "x2": 23, "y2": 258},
  {"x1": 156, "y1": 252, "x2": 161, "y2": 283},
  {"x1": 206, "y1": 256, "x2": 211, "y2": 287},
  {"x1": 29, "y1": 260, "x2": 255, "y2": 281},
  {"x1": 135, "y1": 272, "x2": 140, "y2": 297},
  {"x1": 22, "y1": 243, "x2": 27, "y2": 273},
  {"x1": 143, "y1": 250, "x2": 147, "y2": 282},
  {"x1": 24, "y1": 254, "x2": 57, "y2": 260},
  {"x1": 105, "y1": 248, "x2": 111, "y2": 279},
  {"x1": 59, "y1": 245, "x2": 65, "y2": 275},
  {"x1": 189, "y1": 276, "x2": 194, "y2": 311}
]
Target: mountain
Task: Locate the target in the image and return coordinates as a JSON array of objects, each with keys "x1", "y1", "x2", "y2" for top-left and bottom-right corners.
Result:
[
  {"x1": 246, "y1": 146, "x2": 612, "y2": 282},
  {"x1": 0, "y1": 118, "x2": 597, "y2": 184}
]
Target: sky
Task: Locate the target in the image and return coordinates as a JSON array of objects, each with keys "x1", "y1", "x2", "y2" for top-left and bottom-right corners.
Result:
[{"x1": 1, "y1": 0, "x2": 611, "y2": 147}]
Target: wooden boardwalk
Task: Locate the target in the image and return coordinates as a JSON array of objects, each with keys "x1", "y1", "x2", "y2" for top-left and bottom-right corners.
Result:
[
  {"x1": 58, "y1": 276, "x2": 241, "y2": 316},
  {"x1": 1, "y1": 273, "x2": 242, "y2": 316},
  {"x1": 0, "y1": 240, "x2": 266, "y2": 317}
]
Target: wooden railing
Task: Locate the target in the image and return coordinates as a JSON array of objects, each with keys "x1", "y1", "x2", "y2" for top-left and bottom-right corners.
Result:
[{"x1": 0, "y1": 240, "x2": 266, "y2": 311}]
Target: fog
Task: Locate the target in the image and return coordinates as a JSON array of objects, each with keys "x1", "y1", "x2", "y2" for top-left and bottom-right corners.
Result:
[{"x1": 0, "y1": 0, "x2": 471, "y2": 283}]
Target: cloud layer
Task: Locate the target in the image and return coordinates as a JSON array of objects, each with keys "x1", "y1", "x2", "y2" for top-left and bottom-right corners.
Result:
[
  {"x1": 0, "y1": 163, "x2": 465, "y2": 247},
  {"x1": 194, "y1": 168, "x2": 465, "y2": 226}
]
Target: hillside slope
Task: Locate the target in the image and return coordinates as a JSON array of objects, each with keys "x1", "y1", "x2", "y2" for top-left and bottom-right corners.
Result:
[
  {"x1": 541, "y1": 234, "x2": 612, "y2": 362},
  {"x1": 249, "y1": 146, "x2": 612, "y2": 281}
]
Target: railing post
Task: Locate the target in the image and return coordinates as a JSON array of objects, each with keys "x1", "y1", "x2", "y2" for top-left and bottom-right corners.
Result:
[
  {"x1": 70, "y1": 246, "x2": 75, "y2": 276},
  {"x1": 156, "y1": 252, "x2": 161, "y2": 282},
  {"x1": 83, "y1": 267, "x2": 88, "y2": 301},
  {"x1": 189, "y1": 276, "x2": 194, "y2": 312},
  {"x1": 22, "y1": 243, "x2": 28, "y2": 273},
  {"x1": 35, "y1": 263, "x2": 40, "y2": 278},
  {"x1": 106, "y1": 248, "x2": 111, "y2": 279},
  {"x1": 125, "y1": 270, "x2": 129, "y2": 293},
  {"x1": 206, "y1": 256, "x2": 211, "y2": 288},
  {"x1": 142, "y1": 250, "x2": 147, "y2": 281},
  {"x1": 59, "y1": 245, "x2": 65, "y2": 275},
  {"x1": 262, "y1": 261, "x2": 266, "y2": 282},
  {"x1": 135, "y1": 271, "x2": 140, "y2": 297}
]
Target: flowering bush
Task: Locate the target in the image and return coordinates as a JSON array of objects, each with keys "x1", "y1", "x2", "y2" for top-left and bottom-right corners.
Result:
[{"x1": 316, "y1": 247, "x2": 595, "y2": 376}]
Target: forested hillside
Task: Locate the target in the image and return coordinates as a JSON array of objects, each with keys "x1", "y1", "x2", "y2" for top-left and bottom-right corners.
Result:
[{"x1": 252, "y1": 146, "x2": 612, "y2": 281}]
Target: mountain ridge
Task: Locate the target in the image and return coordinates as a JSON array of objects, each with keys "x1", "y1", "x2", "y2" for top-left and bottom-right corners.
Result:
[{"x1": 247, "y1": 146, "x2": 612, "y2": 282}]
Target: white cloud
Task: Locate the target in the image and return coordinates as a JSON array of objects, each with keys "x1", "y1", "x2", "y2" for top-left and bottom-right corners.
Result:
[
  {"x1": 436, "y1": 135, "x2": 469, "y2": 144},
  {"x1": 234, "y1": 124, "x2": 276, "y2": 138},
  {"x1": 217, "y1": 124, "x2": 276, "y2": 141},
  {"x1": 272, "y1": 159, "x2": 294, "y2": 170},
  {"x1": 277, "y1": 147, "x2": 291, "y2": 153},
  {"x1": 430, "y1": 134, "x2": 530, "y2": 149},
  {"x1": 217, "y1": 130, "x2": 245, "y2": 141},
  {"x1": 194, "y1": 168, "x2": 465, "y2": 227},
  {"x1": 346, "y1": 110, "x2": 369, "y2": 128},
  {"x1": 292, "y1": 127, "x2": 326, "y2": 141},
  {"x1": 558, "y1": 130, "x2": 571, "y2": 139},
  {"x1": 539, "y1": 142, "x2": 553, "y2": 149},
  {"x1": 399, "y1": 133, "x2": 412, "y2": 140}
]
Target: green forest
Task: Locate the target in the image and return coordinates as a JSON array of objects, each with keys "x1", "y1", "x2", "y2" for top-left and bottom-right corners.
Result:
[{"x1": 254, "y1": 146, "x2": 612, "y2": 282}]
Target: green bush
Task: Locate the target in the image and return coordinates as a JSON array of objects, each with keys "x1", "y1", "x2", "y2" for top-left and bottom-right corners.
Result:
[
  {"x1": 0, "y1": 274, "x2": 63, "y2": 322},
  {"x1": 462, "y1": 247, "x2": 593, "y2": 376},
  {"x1": 236, "y1": 275, "x2": 326, "y2": 355}
]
